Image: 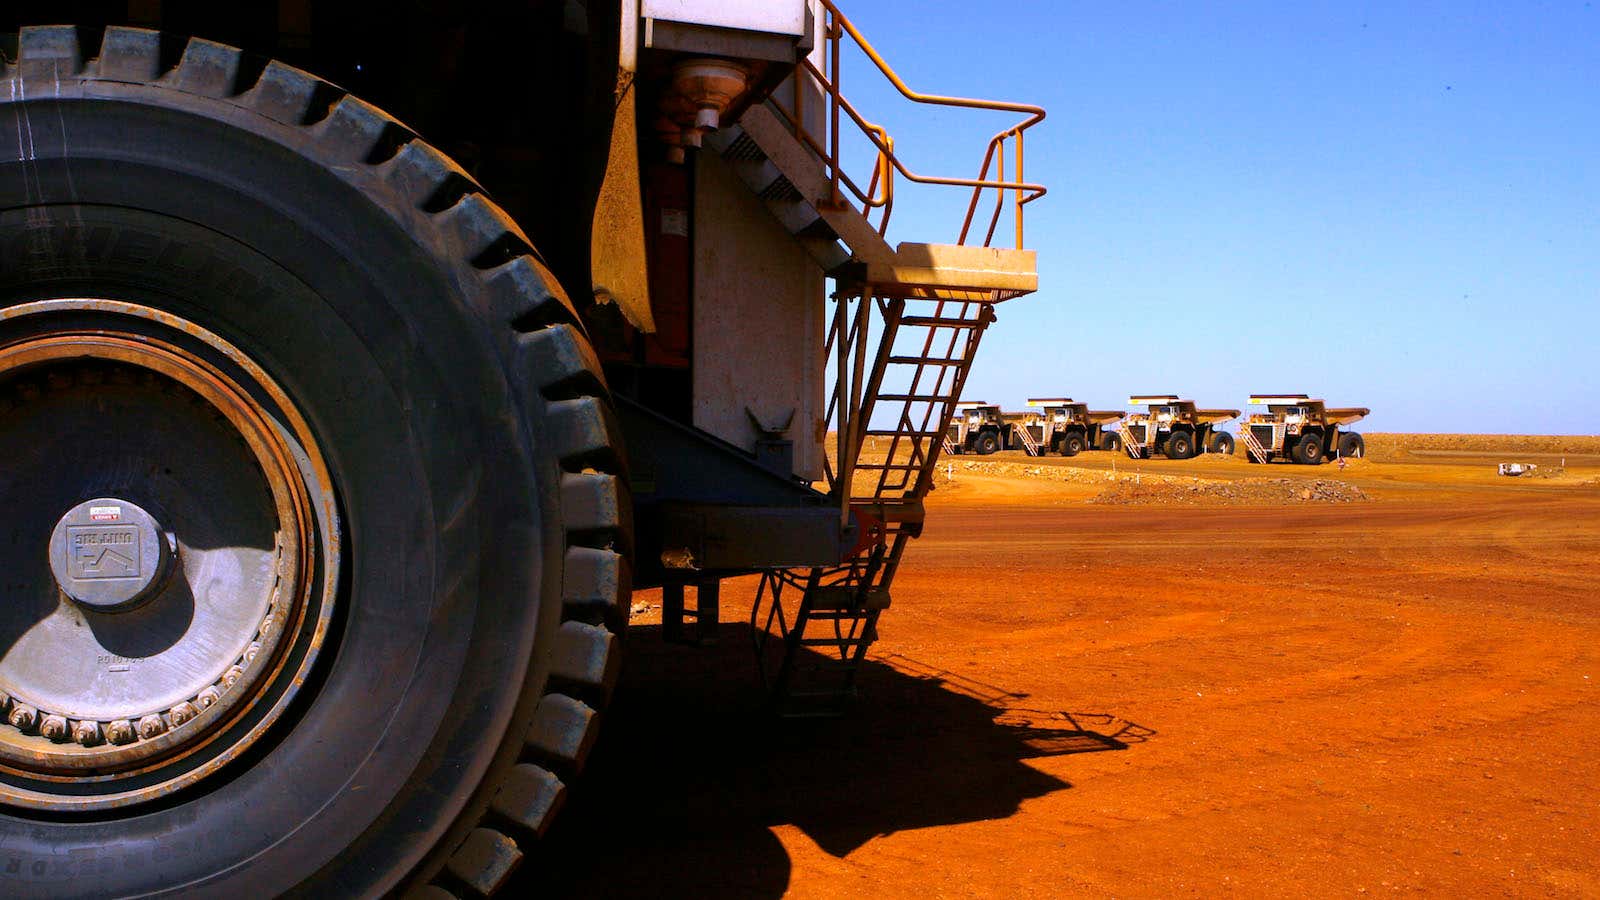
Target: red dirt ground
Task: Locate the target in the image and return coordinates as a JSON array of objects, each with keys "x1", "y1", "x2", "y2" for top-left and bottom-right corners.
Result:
[{"x1": 526, "y1": 444, "x2": 1600, "y2": 897}]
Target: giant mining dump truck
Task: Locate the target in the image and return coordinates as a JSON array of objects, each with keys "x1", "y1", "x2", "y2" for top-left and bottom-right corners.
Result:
[
  {"x1": 944, "y1": 401, "x2": 1007, "y2": 454},
  {"x1": 1118, "y1": 395, "x2": 1240, "y2": 459},
  {"x1": 0, "y1": 3, "x2": 1043, "y2": 896},
  {"x1": 1024, "y1": 398, "x2": 1127, "y2": 455},
  {"x1": 1240, "y1": 394, "x2": 1371, "y2": 464}
]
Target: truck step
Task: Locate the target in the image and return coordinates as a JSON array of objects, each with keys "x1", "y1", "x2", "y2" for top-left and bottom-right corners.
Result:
[
  {"x1": 875, "y1": 393, "x2": 957, "y2": 403},
  {"x1": 806, "y1": 585, "x2": 891, "y2": 611},
  {"x1": 798, "y1": 636, "x2": 874, "y2": 648},
  {"x1": 898, "y1": 315, "x2": 982, "y2": 328}
]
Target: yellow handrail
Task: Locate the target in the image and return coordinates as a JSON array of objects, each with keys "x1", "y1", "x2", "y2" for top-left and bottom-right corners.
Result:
[{"x1": 778, "y1": 0, "x2": 1047, "y2": 248}]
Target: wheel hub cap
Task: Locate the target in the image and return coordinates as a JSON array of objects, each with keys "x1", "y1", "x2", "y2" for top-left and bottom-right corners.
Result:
[{"x1": 48, "y1": 498, "x2": 175, "y2": 612}]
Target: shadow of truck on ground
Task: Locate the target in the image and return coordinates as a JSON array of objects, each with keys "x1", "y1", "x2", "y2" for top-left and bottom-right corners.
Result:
[{"x1": 518, "y1": 622, "x2": 1153, "y2": 898}]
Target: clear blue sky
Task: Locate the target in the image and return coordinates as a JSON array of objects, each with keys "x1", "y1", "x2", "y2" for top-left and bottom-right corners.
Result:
[{"x1": 831, "y1": 1, "x2": 1598, "y2": 433}]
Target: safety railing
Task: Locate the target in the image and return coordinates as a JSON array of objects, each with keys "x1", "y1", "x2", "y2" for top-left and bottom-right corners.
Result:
[{"x1": 768, "y1": 0, "x2": 1047, "y2": 249}]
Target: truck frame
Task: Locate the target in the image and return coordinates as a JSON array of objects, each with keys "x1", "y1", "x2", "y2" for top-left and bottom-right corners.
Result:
[
  {"x1": 1240, "y1": 395, "x2": 1370, "y2": 464},
  {"x1": 1118, "y1": 395, "x2": 1240, "y2": 459}
]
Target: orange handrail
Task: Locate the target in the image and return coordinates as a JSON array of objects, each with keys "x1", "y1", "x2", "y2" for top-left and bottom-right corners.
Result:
[{"x1": 775, "y1": 0, "x2": 1047, "y2": 249}]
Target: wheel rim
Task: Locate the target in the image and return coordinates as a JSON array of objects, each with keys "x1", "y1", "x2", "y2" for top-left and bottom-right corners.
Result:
[{"x1": 0, "y1": 300, "x2": 338, "y2": 812}]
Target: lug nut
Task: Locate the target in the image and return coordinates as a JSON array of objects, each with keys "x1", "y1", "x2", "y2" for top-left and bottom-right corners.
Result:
[
  {"x1": 137, "y1": 714, "x2": 167, "y2": 739},
  {"x1": 72, "y1": 720, "x2": 102, "y2": 746},
  {"x1": 40, "y1": 715, "x2": 69, "y2": 742},
  {"x1": 8, "y1": 704, "x2": 37, "y2": 731},
  {"x1": 195, "y1": 687, "x2": 221, "y2": 710},
  {"x1": 244, "y1": 642, "x2": 261, "y2": 664},
  {"x1": 168, "y1": 702, "x2": 199, "y2": 727},
  {"x1": 222, "y1": 666, "x2": 244, "y2": 688},
  {"x1": 259, "y1": 613, "x2": 277, "y2": 638},
  {"x1": 106, "y1": 720, "x2": 136, "y2": 744}
]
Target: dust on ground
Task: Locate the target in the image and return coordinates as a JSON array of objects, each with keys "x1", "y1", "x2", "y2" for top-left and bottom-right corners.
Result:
[
  {"x1": 537, "y1": 435, "x2": 1600, "y2": 898},
  {"x1": 932, "y1": 459, "x2": 1369, "y2": 505}
]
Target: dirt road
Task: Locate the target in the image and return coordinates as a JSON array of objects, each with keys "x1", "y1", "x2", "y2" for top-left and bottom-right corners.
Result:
[{"x1": 528, "y1": 448, "x2": 1600, "y2": 897}]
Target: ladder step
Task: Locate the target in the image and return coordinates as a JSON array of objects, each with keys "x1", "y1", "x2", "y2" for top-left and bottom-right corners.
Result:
[
  {"x1": 888, "y1": 356, "x2": 964, "y2": 366},
  {"x1": 777, "y1": 708, "x2": 850, "y2": 720},
  {"x1": 875, "y1": 393, "x2": 955, "y2": 403},
  {"x1": 799, "y1": 637, "x2": 872, "y2": 648},
  {"x1": 806, "y1": 585, "x2": 891, "y2": 611},
  {"x1": 864, "y1": 429, "x2": 944, "y2": 438},
  {"x1": 785, "y1": 688, "x2": 858, "y2": 699},
  {"x1": 899, "y1": 316, "x2": 982, "y2": 328}
]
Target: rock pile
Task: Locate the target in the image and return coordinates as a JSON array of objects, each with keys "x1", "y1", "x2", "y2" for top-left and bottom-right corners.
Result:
[{"x1": 1091, "y1": 477, "x2": 1368, "y2": 506}]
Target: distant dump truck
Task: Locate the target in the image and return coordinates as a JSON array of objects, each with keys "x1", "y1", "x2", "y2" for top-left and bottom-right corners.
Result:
[
  {"x1": 1119, "y1": 395, "x2": 1239, "y2": 459},
  {"x1": 1240, "y1": 395, "x2": 1370, "y2": 464},
  {"x1": 1023, "y1": 398, "x2": 1126, "y2": 455},
  {"x1": 946, "y1": 402, "x2": 1008, "y2": 454},
  {"x1": 0, "y1": 2, "x2": 1045, "y2": 895}
]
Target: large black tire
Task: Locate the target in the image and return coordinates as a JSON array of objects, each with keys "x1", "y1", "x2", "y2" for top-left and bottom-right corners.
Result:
[
  {"x1": 1208, "y1": 432, "x2": 1236, "y2": 456},
  {"x1": 0, "y1": 28, "x2": 628, "y2": 898},
  {"x1": 974, "y1": 429, "x2": 1001, "y2": 455},
  {"x1": 1164, "y1": 429, "x2": 1195, "y2": 460},
  {"x1": 1339, "y1": 432, "x2": 1365, "y2": 459},
  {"x1": 1292, "y1": 432, "x2": 1326, "y2": 465},
  {"x1": 1100, "y1": 432, "x2": 1122, "y2": 452},
  {"x1": 1060, "y1": 430, "x2": 1088, "y2": 456}
]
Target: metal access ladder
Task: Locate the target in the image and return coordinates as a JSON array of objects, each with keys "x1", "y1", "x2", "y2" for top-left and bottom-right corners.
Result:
[
  {"x1": 1014, "y1": 422, "x2": 1042, "y2": 456},
  {"x1": 753, "y1": 293, "x2": 996, "y2": 714},
  {"x1": 1241, "y1": 426, "x2": 1269, "y2": 463},
  {"x1": 1119, "y1": 421, "x2": 1146, "y2": 459},
  {"x1": 716, "y1": 0, "x2": 1044, "y2": 714}
]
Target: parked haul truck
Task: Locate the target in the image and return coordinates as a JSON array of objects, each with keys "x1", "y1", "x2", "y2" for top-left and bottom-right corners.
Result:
[
  {"x1": 0, "y1": 3, "x2": 1045, "y2": 895},
  {"x1": 1118, "y1": 395, "x2": 1239, "y2": 459},
  {"x1": 1240, "y1": 394, "x2": 1370, "y2": 464}
]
